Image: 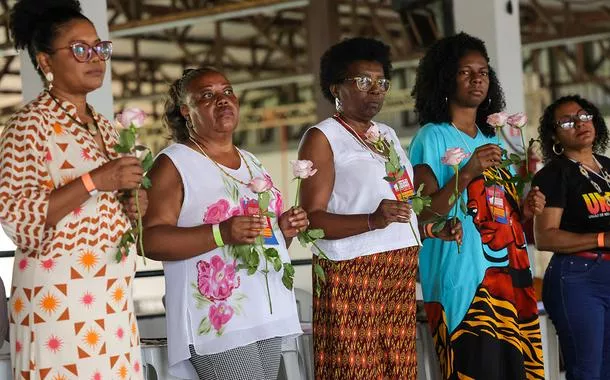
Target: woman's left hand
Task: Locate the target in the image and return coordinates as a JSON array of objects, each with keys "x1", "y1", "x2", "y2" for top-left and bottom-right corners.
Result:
[
  {"x1": 121, "y1": 188, "x2": 148, "y2": 221},
  {"x1": 434, "y1": 218, "x2": 463, "y2": 244},
  {"x1": 522, "y1": 186, "x2": 546, "y2": 221},
  {"x1": 279, "y1": 207, "x2": 309, "y2": 239}
]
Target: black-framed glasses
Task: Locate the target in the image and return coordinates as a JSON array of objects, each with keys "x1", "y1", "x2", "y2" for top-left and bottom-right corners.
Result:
[
  {"x1": 556, "y1": 110, "x2": 593, "y2": 130},
  {"x1": 52, "y1": 41, "x2": 113, "y2": 63},
  {"x1": 345, "y1": 76, "x2": 391, "y2": 92}
]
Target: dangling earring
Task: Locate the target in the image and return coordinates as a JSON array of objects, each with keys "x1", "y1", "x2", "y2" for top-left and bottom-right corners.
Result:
[
  {"x1": 552, "y1": 142, "x2": 564, "y2": 155},
  {"x1": 444, "y1": 96, "x2": 448, "y2": 105},
  {"x1": 335, "y1": 97, "x2": 343, "y2": 113},
  {"x1": 45, "y1": 72, "x2": 54, "y2": 91},
  {"x1": 186, "y1": 117, "x2": 194, "y2": 131}
]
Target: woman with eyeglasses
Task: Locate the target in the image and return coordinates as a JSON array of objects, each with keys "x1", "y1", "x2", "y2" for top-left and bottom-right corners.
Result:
[
  {"x1": 298, "y1": 37, "x2": 462, "y2": 379},
  {"x1": 1, "y1": 0, "x2": 146, "y2": 378},
  {"x1": 533, "y1": 95, "x2": 610, "y2": 379}
]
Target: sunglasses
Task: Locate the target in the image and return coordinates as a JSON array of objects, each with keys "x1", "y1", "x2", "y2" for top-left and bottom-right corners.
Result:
[
  {"x1": 344, "y1": 76, "x2": 391, "y2": 92},
  {"x1": 52, "y1": 41, "x2": 113, "y2": 63},
  {"x1": 556, "y1": 110, "x2": 593, "y2": 130}
]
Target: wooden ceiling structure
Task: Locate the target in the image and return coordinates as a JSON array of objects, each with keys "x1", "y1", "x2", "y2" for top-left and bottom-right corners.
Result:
[{"x1": 0, "y1": 0, "x2": 607, "y2": 122}]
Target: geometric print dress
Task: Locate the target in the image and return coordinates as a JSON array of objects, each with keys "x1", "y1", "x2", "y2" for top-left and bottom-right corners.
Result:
[{"x1": 0, "y1": 91, "x2": 143, "y2": 379}]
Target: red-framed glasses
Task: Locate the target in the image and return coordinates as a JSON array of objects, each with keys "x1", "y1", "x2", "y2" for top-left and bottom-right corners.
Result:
[{"x1": 52, "y1": 41, "x2": 113, "y2": 63}]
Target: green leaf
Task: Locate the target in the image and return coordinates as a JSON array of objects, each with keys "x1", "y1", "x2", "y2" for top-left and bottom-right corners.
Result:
[
  {"x1": 416, "y1": 183, "x2": 425, "y2": 196},
  {"x1": 258, "y1": 192, "x2": 271, "y2": 212},
  {"x1": 197, "y1": 317, "x2": 212, "y2": 335},
  {"x1": 115, "y1": 249, "x2": 124, "y2": 263},
  {"x1": 264, "y1": 248, "x2": 279, "y2": 259},
  {"x1": 119, "y1": 128, "x2": 136, "y2": 150},
  {"x1": 192, "y1": 291, "x2": 212, "y2": 309},
  {"x1": 313, "y1": 263, "x2": 326, "y2": 284},
  {"x1": 411, "y1": 197, "x2": 424, "y2": 215},
  {"x1": 282, "y1": 271, "x2": 294, "y2": 290},
  {"x1": 297, "y1": 232, "x2": 309, "y2": 247},
  {"x1": 141, "y1": 151, "x2": 154, "y2": 172},
  {"x1": 114, "y1": 143, "x2": 132, "y2": 154},
  {"x1": 134, "y1": 145, "x2": 148, "y2": 152},
  {"x1": 460, "y1": 199, "x2": 468, "y2": 214},
  {"x1": 232, "y1": 244, "x2": 250, "y2": 260},
  {"x1": 247, "y1": 267, "x2": 257, "y2": 275},
  {"x1": 448, "y1": 193, "x2": 456, "y2": 205},
  {"x1": 254, "y1": 236, "x2": 264, "y2": 246},
  {"x1": 273, "y1": 257, "x2": 282, "y2": 272},
  {"x1": 509, "y1": 153, "x2": 521, "y2": 162},
  {"x1": 141, "y1": 176, "x2": 152, "y2": 189},
  {"x1": 431, "y1": 220, "x2": 446, "y2": 234},
  {"x1": 283, "y1": 262, "x2": 295, "y2": 276},
  {"x1": 307, "y1": 228, "x2": 325, "y2": 240},
  {"x1": 383, "y1": 176, "x2": 396, "y2": 183},
  {"x1": 264, "y1": 211, "x2": 276, "y2": 218},
  {"x1": 388, "y1": 146, "x2": 400, "y2": 168}
]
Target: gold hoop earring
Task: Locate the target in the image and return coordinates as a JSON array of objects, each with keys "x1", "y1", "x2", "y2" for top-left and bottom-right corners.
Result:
[{"x1": 552, "y1": 142, "x2": 564, "y2": 155}]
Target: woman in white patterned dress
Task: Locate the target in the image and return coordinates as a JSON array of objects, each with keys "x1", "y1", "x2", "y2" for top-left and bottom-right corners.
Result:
[
  {"x1": 143, "y1": 67, "x2": 305, "y2": 379},
  {"x1": 1, "y1": 0, "x2": 146, "y2": 378}
]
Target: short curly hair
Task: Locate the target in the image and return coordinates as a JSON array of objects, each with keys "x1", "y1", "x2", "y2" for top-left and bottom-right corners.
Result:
[
  {"x1": 538, "y1": 95, "x2": 609, "y2": 162},
  {"x1": 411, "y1": 32, "x2": 506, "y2": 137},
  {"x1": 319, "y1": 37, "x2": 392, "y2": 104}
]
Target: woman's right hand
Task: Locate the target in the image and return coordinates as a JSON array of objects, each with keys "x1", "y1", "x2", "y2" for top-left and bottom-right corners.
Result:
[
  {"x1": 369, "y1": 199, "x2": 412, "y2": 230},
  {"x1": 462, "y1": 143, "x2": 502, "y2": 177},
  {"x1": 219, "y1": 215, "x2": 267, "y2": 245},
  {"x1": 90, "y1": 157, "x2": 144, "y2": 191}
]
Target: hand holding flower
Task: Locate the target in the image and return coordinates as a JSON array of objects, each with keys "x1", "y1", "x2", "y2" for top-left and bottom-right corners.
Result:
[
  {"x1": 433, "y1": 218, "x2": 463, "y2": 245},
  {"x1": 219, "y1": 215, "x2": 266, "y2": 245},
  {"x1": 279, "y1": 207, "x2": 309, "y2": 239},
  {"x1": 369, "y1": 199, "x2": 413, "y2": 230},
  {"x1": 521, "y1": 186, "x2": 546, "y2": 221},
  {"x1": 461, "y1": 144, "x2": 501, "y2": 178},
  {"x1": 121, "y1": 189, "x2": 148, "y2": 221}
]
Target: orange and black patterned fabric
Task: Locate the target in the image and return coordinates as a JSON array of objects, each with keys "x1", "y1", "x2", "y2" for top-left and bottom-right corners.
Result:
[
  {"x1": 0, "y1": 92, "x2": 143, "y2": 379},
  {"x1": 313, "y1": 247, "x2": 419, "y2": 379}
]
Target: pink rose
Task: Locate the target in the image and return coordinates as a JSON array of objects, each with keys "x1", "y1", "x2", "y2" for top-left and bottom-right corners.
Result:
[
  {"x1": 441, "y1": 147, "x2": 470, "y2": 166},
  {"x1": 203, "y1": 199, "x2": 231, "y2": 224},
  {"x1": 486, "y1": 112, "x2": 508, "y2": 128},
  {"x1": 364, "y1": 124, "x2": 381, "y2": 144},
  {"x1": 507, "y1": 112, "x2": 528, "y2": 129},
  {"x1": 248, "y1": 175, "x2": 273, "y2": 193},
  {"x1": 290, "y1": 160, "x2": 318, "y2": 179},
  {"x1": 197, "y1": 255, "x2": 240, "y2": 302},
  {"x1": 209, "y1": 302, "x2": 234, "y2": 331},
  {"x1": 117, "y1": 108, "x2": 147, "y2": 128}
]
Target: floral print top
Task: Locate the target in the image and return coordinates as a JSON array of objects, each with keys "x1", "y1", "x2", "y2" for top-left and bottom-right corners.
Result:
[{"x1": 159, "y1": 143, "x2": 302, "y2": 379}]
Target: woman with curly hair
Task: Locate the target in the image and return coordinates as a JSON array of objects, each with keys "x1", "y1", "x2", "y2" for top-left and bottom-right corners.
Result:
[
  {"x1": 409, "y1": 32, "x2": 546, "y2": 379},
  {"x1": 2, "y1": 0, "x2": 146, "y2": 378},
  {"x1": 298, "y1": 37, "x2": 462, "y2": 379},
  {"x1": 533, "y1": 95, "x2": 610, "y2": 379}
]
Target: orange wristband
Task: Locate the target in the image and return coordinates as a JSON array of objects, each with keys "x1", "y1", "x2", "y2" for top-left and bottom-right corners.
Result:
[
  {"x1": 425, "y1": 223, "x2": 435, "y2": 239},
  {"x1": 81, "y1": 173, "x2": 98, "y2": 196},
  {"x1": 598, "y1": 232, "x2": 605, "y2": 248}
]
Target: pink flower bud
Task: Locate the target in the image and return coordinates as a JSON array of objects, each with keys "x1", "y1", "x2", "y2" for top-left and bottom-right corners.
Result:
[
  {"x1": 248, "y1": 176, "x2": 274, "y2": 193},
  {"x1": 486, "y1": 112, "x2": 508, "y2": 128},
  {"x1": 117, "y1": 108, "x2": 147, "y2": 128},
  {"x1": 441, "y1": 147, "x2": 470, "y2": 166},
  {"x1": 507, "y1": 112, "x2": 528, "y2": 129},
  {"x1": 290, "y1": 160, "x2": 318, "y2": 179}
]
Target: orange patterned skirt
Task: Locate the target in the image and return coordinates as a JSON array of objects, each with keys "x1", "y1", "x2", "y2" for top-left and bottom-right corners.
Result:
[{"x1": 313, "y1": 247, "x2": 419, "y2": 380}]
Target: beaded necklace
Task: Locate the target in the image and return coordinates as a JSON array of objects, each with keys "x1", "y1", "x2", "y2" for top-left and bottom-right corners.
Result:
[
  {"x1": 188, "y1": 136, "x2": 254, "y2": 186},
  {"x1": 569, "y1": 156, "x2": 610, "y2": 197}
]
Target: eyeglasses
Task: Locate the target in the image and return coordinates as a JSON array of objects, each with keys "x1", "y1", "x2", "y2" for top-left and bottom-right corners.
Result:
[
  {"x1": 344, "y1": 76, "x2": 391, "y2": 92},
  {"x1": 556, "y1": 110, "x2": 593, "y2": 130},
  {"x1": 52, "y1": 41, "x2": 113, "y2": 63}
]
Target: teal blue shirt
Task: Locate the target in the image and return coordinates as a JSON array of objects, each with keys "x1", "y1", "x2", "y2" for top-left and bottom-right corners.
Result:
[{"x1": 409, "y1": 122, "x2": 522, "y2": 333}]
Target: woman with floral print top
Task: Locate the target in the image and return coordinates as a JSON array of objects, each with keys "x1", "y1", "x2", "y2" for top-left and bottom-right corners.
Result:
[{"x1": 143, "y1": 67, "x2": 305, "y2": 380}]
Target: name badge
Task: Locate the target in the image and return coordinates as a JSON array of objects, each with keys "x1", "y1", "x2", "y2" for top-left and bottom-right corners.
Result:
[
  {"x1": 389, "y1": 167, "x2": 414, "y2": 202},
  {"x1": 485, "y1": 185, "x2": 509, "y2": 224},
  {"x1": 242, "y1": 198, "x2": 279, "y2": 245}
]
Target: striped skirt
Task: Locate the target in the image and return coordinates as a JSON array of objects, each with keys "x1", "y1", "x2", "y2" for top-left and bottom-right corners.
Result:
[{"x1": 313, "y1": 246, "x2": 419, "y2": 379}]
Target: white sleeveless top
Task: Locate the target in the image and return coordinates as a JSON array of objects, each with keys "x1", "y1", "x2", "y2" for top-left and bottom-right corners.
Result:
[
  {"x1": 308, "y1": 117, "x2": 420, "y2": 261},
  {"x1": 160, "y1": 143, "x2": 302, "y2": 379}
]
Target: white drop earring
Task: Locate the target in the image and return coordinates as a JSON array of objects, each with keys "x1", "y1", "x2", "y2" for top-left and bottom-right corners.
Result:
[
  {"x1": 335, "y1": 97, "x2": 343, "y2": 113},
  {"x1": 45, "y1": 72, "x2": 54, "y2": 90}
]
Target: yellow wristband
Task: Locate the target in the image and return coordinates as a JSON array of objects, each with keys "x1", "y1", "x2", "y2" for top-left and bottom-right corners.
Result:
[
  {"x1": 425, "y1": 223, "x2": 435, "y2": 239},
  {"x1": 212, "y1": 224, "x2": 225, "y2": 247},
  {"x1": 598, "y1": 232, "x2": 605, "y2": 248}
]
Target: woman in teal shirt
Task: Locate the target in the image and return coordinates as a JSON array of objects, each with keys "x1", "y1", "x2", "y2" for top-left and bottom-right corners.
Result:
[{"x1": 409, "y1": 32, "x2": 546, "y2": 379}]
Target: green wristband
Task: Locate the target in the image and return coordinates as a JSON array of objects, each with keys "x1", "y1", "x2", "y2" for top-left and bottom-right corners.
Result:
[{"x1": 212, "y1": 224, "x2": 225, "y2": 247}]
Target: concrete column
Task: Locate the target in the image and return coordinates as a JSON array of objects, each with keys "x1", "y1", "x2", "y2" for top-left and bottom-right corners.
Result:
[
  {"x1": 19, "y1": 0, "x2": 114, "y2": 120},
  {"x1": 453, "y1": 0, "x2": 524, "y2": 154},
  {"x1": 307, "y1": 0, "x2": 340, "y2": 122}
]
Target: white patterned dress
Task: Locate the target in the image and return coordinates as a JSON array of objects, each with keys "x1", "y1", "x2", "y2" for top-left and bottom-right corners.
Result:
[{"x1": 0, "y1": 91, "x2": 143, "y2": 379}]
